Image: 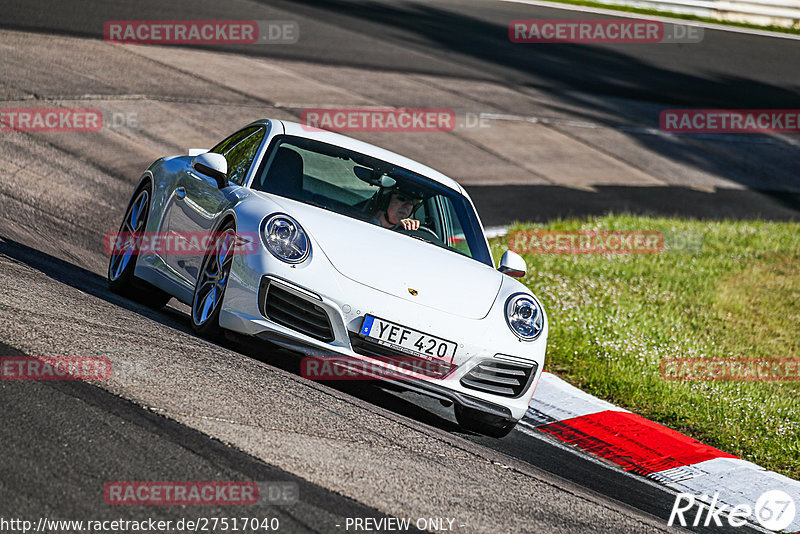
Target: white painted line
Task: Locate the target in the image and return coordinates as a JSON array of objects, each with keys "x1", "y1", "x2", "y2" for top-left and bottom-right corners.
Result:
[
  {"x1": 500, "y1": 0, "x2": 800, "y2": 40},
  {"x1": 273, "y1": 103, "x2": 391, "y2": 109}
]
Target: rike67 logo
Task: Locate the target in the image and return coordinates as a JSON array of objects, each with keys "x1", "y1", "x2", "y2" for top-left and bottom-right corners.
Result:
[{"x1": 669, "y1": 490, "x2": 796, "y2": 531}]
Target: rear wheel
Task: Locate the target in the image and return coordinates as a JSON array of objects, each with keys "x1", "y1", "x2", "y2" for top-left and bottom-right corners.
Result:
[
  {"x1": 107, "y1": 183, "x2": 171, "y2": 309},
  {"x1": 190, "y1": 222, "x2": 237, "y2": 340},
  {"x1": 454, "y1": 404, "x2": 517, "y2": 438}
]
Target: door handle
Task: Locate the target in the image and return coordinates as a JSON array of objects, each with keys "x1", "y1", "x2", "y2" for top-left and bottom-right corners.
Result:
[{"x1": 175, "y1": 187, "x2": 186, "y2": 199}]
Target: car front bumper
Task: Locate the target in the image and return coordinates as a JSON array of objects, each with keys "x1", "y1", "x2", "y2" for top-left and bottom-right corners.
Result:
[{"x1": 220, "y1": 252, "x2": 547, "y2": 422}]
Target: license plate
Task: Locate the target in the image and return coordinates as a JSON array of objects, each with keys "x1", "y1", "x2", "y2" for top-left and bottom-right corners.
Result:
[{"x1": 359, "y1": 315, "x2": 457, "y2": 362}]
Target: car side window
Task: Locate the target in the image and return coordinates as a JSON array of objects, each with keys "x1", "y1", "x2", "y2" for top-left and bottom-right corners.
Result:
[
  {"x1": 210, "y1": 128, "x2": 253, "y2": 157},
  {"x1": 210, "y1": 126, "x2": 265, "y2": 185}
]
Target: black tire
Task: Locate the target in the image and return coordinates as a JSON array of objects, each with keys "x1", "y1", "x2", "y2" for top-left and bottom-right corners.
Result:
[
  {"x1": 107, "y1": 182, "x2": 171, "y2": 309},
  {"x1": 190, "y1": 222, "x2": 237, "y2": 340},
  {"x1": 454, "y1": 404, "x2": 517, "y2": 438}
]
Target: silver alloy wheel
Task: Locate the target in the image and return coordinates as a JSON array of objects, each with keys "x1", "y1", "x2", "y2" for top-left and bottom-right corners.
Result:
[
  {"x1": 109, "y1": 188, "x2": 149, "y2": 281},
  {"x1": 192, "y1": 229, "x2": 236, "y2": 326}
]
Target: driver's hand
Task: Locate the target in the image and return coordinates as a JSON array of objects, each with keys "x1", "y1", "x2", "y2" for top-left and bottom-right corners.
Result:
[{"x1": 400, "y1": 218, "x2": 420, "y2": 230}]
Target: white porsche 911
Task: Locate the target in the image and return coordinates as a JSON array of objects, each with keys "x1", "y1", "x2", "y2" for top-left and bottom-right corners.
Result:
[{"x1": 107, "y1": 119, "x2": 547, "y2": 437}]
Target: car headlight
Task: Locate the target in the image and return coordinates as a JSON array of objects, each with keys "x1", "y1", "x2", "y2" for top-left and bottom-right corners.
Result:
[
  {"x1": 505, "y1": 293, "x2": 543, "y2": 341},
  {"x1": 261, "y1": 214, "x2": 310, "y2": 263}
]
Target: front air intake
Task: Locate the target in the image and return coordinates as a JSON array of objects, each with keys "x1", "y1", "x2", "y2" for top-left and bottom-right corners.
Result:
[
  {"x1": 460, "y1": 358, "x2": 537, "y2": 398},
  {"x1": 264, "y1": 284, "x2": 334, "y2": 342}
]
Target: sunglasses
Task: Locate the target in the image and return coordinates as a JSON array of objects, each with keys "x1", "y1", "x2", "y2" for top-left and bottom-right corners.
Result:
[{"x1": 394, "y1": 192, "x2": 423, "y2": 205}]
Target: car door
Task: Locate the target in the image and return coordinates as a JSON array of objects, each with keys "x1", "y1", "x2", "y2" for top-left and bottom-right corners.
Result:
[{"x1": 164, "y1": 126, "x2": 266, "y2": 286}]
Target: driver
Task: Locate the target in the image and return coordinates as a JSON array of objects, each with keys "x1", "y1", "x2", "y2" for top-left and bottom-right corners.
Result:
[{"x1": 373, "y1": 190, "x2": 423, "y2": 230}]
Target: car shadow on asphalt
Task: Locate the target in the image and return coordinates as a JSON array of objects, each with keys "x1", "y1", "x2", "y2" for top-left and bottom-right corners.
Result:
[
  {"x1": 0, "y1": 236, "x2": 196, "y2": 335},
  {"x1": 0, "y1": 235, "x2": 466, "y2": 436},
  {"x1": 228, "y1": 333, "x2": 467, "y2": 435}
]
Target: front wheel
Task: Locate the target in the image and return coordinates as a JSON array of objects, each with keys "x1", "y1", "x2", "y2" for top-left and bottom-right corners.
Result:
[
  {"x1": 190, "y1": 223, "x2": 237, "y2": 340},
  {"x1": 107, "y1": 183, "x2": 171, "y2": 309},
  {"x1": 454, "y1": 405, "x2": 517, "y2": 438}
]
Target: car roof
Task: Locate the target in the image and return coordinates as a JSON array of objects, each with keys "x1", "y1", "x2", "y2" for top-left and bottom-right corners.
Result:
[{"x1": 249, "y1": 118, "x2": 465, "y2": 195}]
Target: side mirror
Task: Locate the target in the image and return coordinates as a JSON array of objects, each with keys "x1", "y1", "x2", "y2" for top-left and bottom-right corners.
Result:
[
  {"x1": 188, "y1": 148, "x2": 208, "y2": 156},
  {"x1": 192, "y1": 152, "x2": 228, "y2": 189},
  {"x1": 498, "y1": 250, "x2": 526, "y2": 278}
]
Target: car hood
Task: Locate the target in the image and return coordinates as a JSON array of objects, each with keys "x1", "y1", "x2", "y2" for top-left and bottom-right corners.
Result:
[{"x1": 269, "y1": 196, "x2": 502, "y2": 320}]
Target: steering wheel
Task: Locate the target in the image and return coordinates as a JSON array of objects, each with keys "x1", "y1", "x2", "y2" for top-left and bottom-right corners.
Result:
[{"x1": 396, "y1": 225, "x2": 444, "y2": 246}]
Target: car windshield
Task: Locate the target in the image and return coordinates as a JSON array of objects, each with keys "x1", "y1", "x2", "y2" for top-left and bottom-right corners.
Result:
[{"x1": 251, "y1": 135, "x2": 492, "y2": 267}]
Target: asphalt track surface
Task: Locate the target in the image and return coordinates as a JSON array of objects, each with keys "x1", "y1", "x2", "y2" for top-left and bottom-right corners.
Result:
[
  {"x1": 4, "y1": 0, "x2": 800, "y2": 222},
  {"x1": 1, "y1": 0, "x2": 796, "y2": 532}
]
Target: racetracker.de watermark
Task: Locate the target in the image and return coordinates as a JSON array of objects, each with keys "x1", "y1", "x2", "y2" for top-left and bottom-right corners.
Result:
[
  {"x1": 104, "y1": 481, "x2": 299, "y2": 506},
  {"x1": 1, "y1": 356, "x2": 112, "y2": 380},
  {"x1": 300, "y1": 108, "x2": 456, "y2": 132},
  {"x1": 1, "y1": 108, "x2": 102, "y2": 132},
  {"x1": 301, "y1": 356, "x2": 455, "y2": 381},
  {"x1": 509, "y1": 19, "x2": 703, "y2": 43},
  {"x1": 508, "y1": 230, "x2": 663, "y2": 254},
  {"x1": 103, "y1": 231, "x2": 260, "y2": 256},
  {"x1": 661, "y1": 357, "x2": 800, "y2": 382},
  {"x1": 104, "y1": 20, "x2": 299, "y2": 44},
  {"x1": 661, "y1": 109, "x2": 800, "y2": 133}
]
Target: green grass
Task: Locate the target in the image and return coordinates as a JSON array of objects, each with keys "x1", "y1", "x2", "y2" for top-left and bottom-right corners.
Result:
[
  {"x1": 489, "y1": 215, "x2": 800, "y2": 479},
  {"x1": 532, "y1": 0, "x2": 800, "y2": 36}
]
